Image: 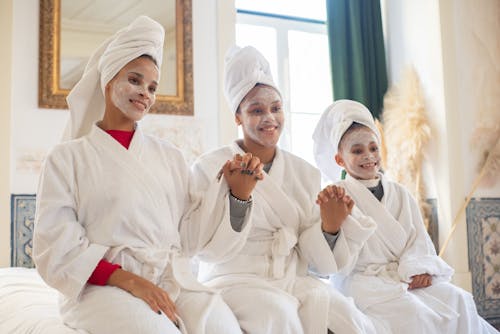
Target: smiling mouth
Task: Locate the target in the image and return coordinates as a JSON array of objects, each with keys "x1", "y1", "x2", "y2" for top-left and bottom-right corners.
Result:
[
  {"x1": 130, "y1": 99, "x2": 147, "y2": 110},
  {"x1": 361, "y1": 162, "x2": 377, "y2": 168},
  {"x1": 259, "y1": 125, "x2": 279, "y2": 132}
]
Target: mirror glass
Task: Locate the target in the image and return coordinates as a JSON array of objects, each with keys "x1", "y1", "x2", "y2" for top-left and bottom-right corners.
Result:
[
  {"x1": 60, "y1": 0, "x2": 177, "y2": 96},
  {"x1": 39, "y1": 0, "x2": 193, "y2": 115}
]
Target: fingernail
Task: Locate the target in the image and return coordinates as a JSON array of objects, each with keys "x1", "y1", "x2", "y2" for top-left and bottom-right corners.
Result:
[{"x1": 216, "y1": 169, "x2": 224, "y2": 181}]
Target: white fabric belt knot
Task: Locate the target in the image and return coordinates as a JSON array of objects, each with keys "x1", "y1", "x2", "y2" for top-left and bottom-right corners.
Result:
[
  {"x1": 362, "y1": 261, "x2": 400, "y2": 283},
  {"x1": 270, "y1": 228, "x2": 297, "y2": 279}
]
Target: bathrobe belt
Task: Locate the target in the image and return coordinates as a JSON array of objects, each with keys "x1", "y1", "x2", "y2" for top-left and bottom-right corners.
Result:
[
  {"x1": 218, "y1": 227, "x2": 297, "y2": 279},
  {"x1": 270, "y1": 227, "x2": 298, "y2": 278}
]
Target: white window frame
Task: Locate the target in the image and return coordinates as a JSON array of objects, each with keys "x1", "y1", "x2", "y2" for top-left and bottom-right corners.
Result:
[{"x1": 236, "y1": 10, "x2": 330, "y2": 156}]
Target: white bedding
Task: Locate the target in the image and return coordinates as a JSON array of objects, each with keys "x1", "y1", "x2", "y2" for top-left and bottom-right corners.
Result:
[{"x1": 0, "y1": 267, "x2": 81, "y2": 334}]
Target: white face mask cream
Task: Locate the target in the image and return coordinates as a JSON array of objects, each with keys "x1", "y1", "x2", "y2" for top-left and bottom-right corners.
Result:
[
  {"x1": 109, "y1": 57, "x2": 159, "y2": 121},
  {"x1": 338, "y1": 127, "x2": 381, "y2": 180},
  {"x1": 237, "y1": 85, "x2": 284, "y2": 148}
]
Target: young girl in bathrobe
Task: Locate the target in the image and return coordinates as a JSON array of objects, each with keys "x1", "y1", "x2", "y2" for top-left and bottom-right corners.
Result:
[
  {"x1": 190, "y1": 46, "x2": 381, "y2": 334},
  {"x1": 313, "y1": 99, "x2": 498, "y2": 333},
  {"x1": 33, "y1": 16, "x2": 242, "y2": 334}
]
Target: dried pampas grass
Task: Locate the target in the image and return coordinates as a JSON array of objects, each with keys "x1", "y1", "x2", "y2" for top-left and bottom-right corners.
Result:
[
  {"x1": 470, "y1": 122, "x2": 500, "y2": 187},
  {"x1": 439, "y1": 136, "x2": 500, "y2": 256},
  {"x1": 381, "y1": 66, "x2": 432, "y2": 229}
]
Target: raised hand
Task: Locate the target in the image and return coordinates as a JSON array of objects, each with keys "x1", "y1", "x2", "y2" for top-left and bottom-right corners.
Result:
[
  {"x1": 316, "y1": 185, "x2": 354, "y2": 234},
  {"x1": 108, "y1": 269, "x2": 179, "y2": 326},
  {"x1": 408, "y1": 273, "x2": 432, "y2": 290},
  {"x1": 222, "y1": 153, "x2": 264, "y2": 200}
]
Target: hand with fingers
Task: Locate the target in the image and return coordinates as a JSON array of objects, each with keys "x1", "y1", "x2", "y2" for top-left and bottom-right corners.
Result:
[
  {"x1": 316, "y1": 185, "x2": 354, "y2": 234},
  {"x1": 221, "y1": 153, "x2": 264, "y2": 200},
  {"x1": 108, "y1": 269, "x2": 180, "y2": 327},
  {"x1": 408, "y1": 273, "x2": 432, "y2": 290}
]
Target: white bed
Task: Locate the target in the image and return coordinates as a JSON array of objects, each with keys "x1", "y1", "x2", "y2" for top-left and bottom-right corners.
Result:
[{"x1": 0, "y1": 267, "x2": 81, "y2": 334}]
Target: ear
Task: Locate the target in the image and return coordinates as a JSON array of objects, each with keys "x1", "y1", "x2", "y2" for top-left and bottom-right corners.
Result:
[
  {"x1": 104, "y1": 81, "x2": 112, "y2": 96},
  {"x1": 335, "y1": 153, "x2": 344, "y2": 167},
  {"x1": 235, "y1": 114, "x2": 242, "y2": 126}
]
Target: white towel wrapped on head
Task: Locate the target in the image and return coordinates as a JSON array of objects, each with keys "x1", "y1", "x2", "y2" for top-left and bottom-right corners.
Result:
[
  {"x1": 312, "y1": 99, "x2": 380, "y2": 182},
  {"x1": 223, "y1": 45, "x2": 280, "y2": 114},
  {"x1": 64, "y1": 15, "x2": 165, "y2": 140}
]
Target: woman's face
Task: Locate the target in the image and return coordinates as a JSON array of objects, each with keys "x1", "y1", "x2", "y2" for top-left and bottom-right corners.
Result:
[
  {"x1": 107, "y1": 56, "x2": 159, "y2": 122},
  {"x1": 335, "y1": 126, "x2": 381, "y2": 180},
  {"x1": 236, "y1": 85, "x2": 284, "y2": 149}
]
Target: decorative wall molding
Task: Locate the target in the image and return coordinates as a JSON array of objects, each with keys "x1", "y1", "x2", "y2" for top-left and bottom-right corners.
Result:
[
  {"x1": 141, "y1": 115, "x2": 204, "y2": 165},
  {"x1": 467, "y1": 197, "x2": 500, "y2": 327},
  {"x1": 15, "y1": 149, "x2": 46, "y2": 174}
]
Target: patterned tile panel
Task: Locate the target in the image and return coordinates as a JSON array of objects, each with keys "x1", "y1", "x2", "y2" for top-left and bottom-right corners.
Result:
[
  {"x1": 10, "y1": 194, "x2": 36, "y2": 268},
  {"x1": 467, "y1": 197, "x2": 500, "y2": 327}
]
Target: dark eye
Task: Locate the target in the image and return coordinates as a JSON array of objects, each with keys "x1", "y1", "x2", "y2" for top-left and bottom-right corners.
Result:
[
  {"x1": 352, "y1": 149, "x2": 363, "y2": 154},
  {"x1": 251, "y1": 109, "x2": 262, "y2": 114},
  {"x1": 129, "y1": 77, "x2": 139, "y2": 84},
  {"x1": 149, "y1": 86, "x2": 157, "y2": 94},
  {"x1": 272, "y1": 106, "x2": 282, "y2": 113},
  {"x1": 370, "y1": 146, "x2": 379, "y2": 152}
]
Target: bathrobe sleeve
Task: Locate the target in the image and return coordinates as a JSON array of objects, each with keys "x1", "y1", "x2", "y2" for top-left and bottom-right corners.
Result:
[
  {"x1": 298, "y1": 206, "x2": 340, "y2": 274},
  {"x1": 179, "y1": 148, "x2": 254, "y2": 263},
  {"x1": 330, "y1": 210, "x2": 377, "y2": 275},
  {"x1": 33, "y1": 145, "x2": 109, "y2": 300},
  {"x1": 300, "y1": 210, "x2": 377, "y2": 276},
  {"x1": 300, "y1": 177, "x2": 376, "y2": 275},
  {"x1": 396, "y1": 185, "x2": 454, "y2": 282},
  {"x1": 286, "y1": 158, "x2": 340, "y2": 275}
]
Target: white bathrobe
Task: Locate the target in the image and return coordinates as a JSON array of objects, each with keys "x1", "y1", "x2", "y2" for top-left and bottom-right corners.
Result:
[
  {"x1": 331, "y1": 173, "x2": 498, "y2": 333},
  {"x1": 192, "y1": 141, "x2": 378, "y2": 334},
  {"x1": 33, "y1": 124, "x2": 241, "y2": 334}
]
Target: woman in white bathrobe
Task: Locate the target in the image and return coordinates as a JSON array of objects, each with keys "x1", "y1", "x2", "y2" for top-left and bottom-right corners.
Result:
[
  {"x1": 190, "y1": 46, "x2": 379, "y2": 334},
  {"x1": 313, "y1": 99, "x2": 498, "y2": 333},
  {"x1": 33, "y1": 16, "x2": 241, "y2": 334}
]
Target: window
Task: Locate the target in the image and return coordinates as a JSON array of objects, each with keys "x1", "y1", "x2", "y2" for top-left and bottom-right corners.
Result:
[{"x1": 235, "y1": 0, "x2": 332, "y2": 166}]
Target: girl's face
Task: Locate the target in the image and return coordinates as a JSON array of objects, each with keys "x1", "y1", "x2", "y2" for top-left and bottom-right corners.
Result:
[
  {"x1": 236, "y1": 85, "x2": 284, "y2": 149},
  {"x1": 107, "y1": 57, "x2": 159, "y2": 121},
  {"x1": 335, "y1": 126, "x2": 381, "y2": 180}
]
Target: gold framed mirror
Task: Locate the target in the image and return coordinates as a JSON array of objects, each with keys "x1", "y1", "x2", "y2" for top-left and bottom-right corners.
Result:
[{"x1": 39, "y1": 0, "x2": 193, "y2": 115}]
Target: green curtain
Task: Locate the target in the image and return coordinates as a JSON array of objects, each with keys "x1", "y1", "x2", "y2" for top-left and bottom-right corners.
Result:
[{"x1": 326, "y1": 0, "x2": 388, "y2": 119}]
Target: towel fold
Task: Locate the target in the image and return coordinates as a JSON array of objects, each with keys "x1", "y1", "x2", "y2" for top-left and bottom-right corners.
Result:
[
  {"x1": 313, "y1": 100, "x2": 380, "y2": 181},
  {"x1": 64, "y1": 16, "x2": 165, "y2": 140}
]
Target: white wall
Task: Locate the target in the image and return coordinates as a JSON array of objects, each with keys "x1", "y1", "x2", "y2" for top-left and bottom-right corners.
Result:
[
  {"x1": 193, "y1": 0, "x2": 237, "y2": 148},
  {"x1": 0, "y1": 0, "x2": 14, "y2": 267},
  {"x1": 11, "y1": 0, "x2": 68, "y2": 195},
  {"x1": 382, "y1": 0, "x2": 500, "y2": 290},
  {"x1": 1, "y1": 0, "x2": 238, "y2": 266},
  {"x1": 449, "y1": 0, "x2": 500, "y2": 198}
]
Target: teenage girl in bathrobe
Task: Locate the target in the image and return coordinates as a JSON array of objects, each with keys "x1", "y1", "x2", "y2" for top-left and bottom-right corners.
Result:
[
  {"x1": 33, "y1": 16, "x2": 241, "y2": 334},
  {"x1": 313, "y1": 99, "x2": 498, "y2": 333},
  {"x1": 190, "y1": 46, "x2": 381, "y2": 334}
]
